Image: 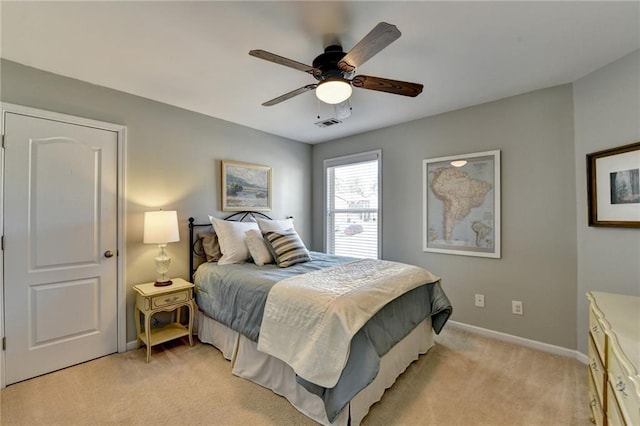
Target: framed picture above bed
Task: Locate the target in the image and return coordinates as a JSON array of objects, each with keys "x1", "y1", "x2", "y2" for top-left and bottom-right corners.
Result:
[
  {"x1": 587, "y1": 142, "x2": 640, "y2": 228},
  {"x1": 221, "y1": 160, "x2": 272, "y2": 212},
  {"x1": 423, "y1": 150, "x2": 501, "y2": 258}
]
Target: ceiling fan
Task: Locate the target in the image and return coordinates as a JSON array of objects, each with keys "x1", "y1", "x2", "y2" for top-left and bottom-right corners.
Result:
[{"x1": 249, "y1": 22, "x2": 423, "y2": 107}]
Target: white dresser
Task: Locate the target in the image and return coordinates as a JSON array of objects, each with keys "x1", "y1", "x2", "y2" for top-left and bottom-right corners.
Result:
[{"x1": 587, "y1": 292, "x2": 640, "y2": 426}]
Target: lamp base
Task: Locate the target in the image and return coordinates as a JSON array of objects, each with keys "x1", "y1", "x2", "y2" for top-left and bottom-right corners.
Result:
[{"x1": 154, "y1": 280, "x2": 173, "y2": 287}]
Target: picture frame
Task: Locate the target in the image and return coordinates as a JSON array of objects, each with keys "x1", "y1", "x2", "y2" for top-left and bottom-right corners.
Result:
[
  {"x1": 423, "y1": 150, "x2": 501, "y2": 258},
  {"x1": 221, "y1": 160, "x2": 272, "y2": 212},
  {"x1": 586, "y1": 142, "x2": 640, "y2": 228}
]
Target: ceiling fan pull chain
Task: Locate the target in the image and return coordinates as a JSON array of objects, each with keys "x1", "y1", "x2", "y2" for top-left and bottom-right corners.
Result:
[{"x1": 317, "y1": 97, "x2": 321, "y2": 119}]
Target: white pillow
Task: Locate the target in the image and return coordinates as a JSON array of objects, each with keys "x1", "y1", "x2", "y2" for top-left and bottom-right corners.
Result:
[
  {"x1": 245, "y1": 229, "x2": 273, "y2": 266},
  {"x1": 255, "y1": 217, "x2": 294, "y2": 233},
  {"x1": 209, "y1": 216, "x2": 259, "y2": 265}
]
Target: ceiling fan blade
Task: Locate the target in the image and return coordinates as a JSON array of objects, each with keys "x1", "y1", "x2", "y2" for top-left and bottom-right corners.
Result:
[
  {"x1": 338, "y1": 22, "x2": 401, "y2": 73},
  {"x1": 249, "y1": 50, "x2": 321, "y2": 77},
  {"x1": 351, "y1": 75, "x2": 423, "y2": 97},
  {"x1": 262, "y1": 84, "x2": 318, "y2": 106}
]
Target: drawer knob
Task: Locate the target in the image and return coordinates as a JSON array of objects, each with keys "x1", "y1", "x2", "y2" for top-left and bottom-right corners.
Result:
[
  {"x1": 164, "y1": 296, "x2": 179, "y2": 303},
  {"x1": 615, "y1": 379, "x2": 628, "y2": 397},
  {"x1": 591, "y1": 324, "x2": 599, "y2": 333},
  {"x1": 590, "y1": 360, "x2": 599, "y2": 372}
]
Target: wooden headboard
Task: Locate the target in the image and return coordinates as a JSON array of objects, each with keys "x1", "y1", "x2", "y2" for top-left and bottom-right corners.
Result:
[{"x1": 188, "y1": 211, "x2": 272, "y2": 279}]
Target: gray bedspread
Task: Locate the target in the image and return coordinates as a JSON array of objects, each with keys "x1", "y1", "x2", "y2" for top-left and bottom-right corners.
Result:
[{"x1": 194, "y1": 252, "x2": 452, "y2": 422}]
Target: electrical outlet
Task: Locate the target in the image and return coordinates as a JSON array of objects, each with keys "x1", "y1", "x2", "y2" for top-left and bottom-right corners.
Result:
[
  {"x1": 512, "y1": 300, "x2": 523, "y2": 315},
  {"x1": 475, "y1": 294, "x2": 485, "y2": 308}
]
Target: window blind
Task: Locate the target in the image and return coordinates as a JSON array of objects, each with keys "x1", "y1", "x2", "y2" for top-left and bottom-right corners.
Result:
[{"x1": 325, "y1": 150, "x2": 381, "y2": 259}]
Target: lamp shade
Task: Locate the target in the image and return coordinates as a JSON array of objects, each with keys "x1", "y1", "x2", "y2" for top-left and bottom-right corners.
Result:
[
  {"x1": 143, "y1": 210, "x2": 180, "y2": 244},
  {"x1": 316, "y1": 79, "x2": 352, "y2": 104}
]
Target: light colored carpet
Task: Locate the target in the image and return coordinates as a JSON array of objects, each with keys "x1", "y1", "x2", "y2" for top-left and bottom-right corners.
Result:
[{"x1": 0, "y1": 327, "x2": 590, "y2": 425}]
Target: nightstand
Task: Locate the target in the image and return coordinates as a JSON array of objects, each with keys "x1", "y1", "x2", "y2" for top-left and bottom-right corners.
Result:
[{"x1": 133, "y1": 278, "x2": 195, "y2": 363}]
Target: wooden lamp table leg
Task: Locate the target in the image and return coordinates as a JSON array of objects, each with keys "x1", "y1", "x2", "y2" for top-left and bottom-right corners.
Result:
[
  {"x1": 144, "y1": 312, "x2": 152, "y2": 363},
  {"x1": 188, "y1": 300, "x2": 195, "y2": 347},
  {"x1": 134, "y1": 306, "x2": 142, "y2": 349}
]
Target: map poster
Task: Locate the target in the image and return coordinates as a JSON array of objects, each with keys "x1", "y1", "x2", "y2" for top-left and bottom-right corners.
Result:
[{"x1": 423, "y1": 150, "x2": 501, "y2": 258}]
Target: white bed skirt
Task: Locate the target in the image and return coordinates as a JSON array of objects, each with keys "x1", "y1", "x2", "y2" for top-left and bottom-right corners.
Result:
[{"x1": 196, "y1": 311, "x2": 435, "y2": 425}]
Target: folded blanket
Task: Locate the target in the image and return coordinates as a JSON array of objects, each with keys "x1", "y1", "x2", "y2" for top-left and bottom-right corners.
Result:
[{"x1": 256, "y1": 259, "x2": 440, "y2": 388}]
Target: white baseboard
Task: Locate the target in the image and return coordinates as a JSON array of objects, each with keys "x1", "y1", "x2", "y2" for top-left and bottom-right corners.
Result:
[
  {"x1": 576, "y1": 352, "x2": 588, "y2": 364},
  {"x1": 446, "y1": 321, "x2": 587, "y2": 364}
]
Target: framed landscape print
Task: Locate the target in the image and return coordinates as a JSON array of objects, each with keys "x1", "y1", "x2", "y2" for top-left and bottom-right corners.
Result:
[
  {"x1": 423, "y1": 150, "x2": 501, "y2": 258},
  {"x1": 221, "y1": 160, "x2": 272, "y2": 212},
  {"x1": 587, "y1": 142, "x2": 640, "y2": 228}
]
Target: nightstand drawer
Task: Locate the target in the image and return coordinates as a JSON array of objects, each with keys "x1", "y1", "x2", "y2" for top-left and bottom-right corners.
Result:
[{"x1": 151, "y1": 290, "x2": 190, "y2": 309}]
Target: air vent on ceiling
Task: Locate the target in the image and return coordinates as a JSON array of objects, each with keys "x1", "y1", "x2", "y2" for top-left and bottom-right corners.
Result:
[{"x1": 314, "y1": 118, "x2": 342, "y2": 128}]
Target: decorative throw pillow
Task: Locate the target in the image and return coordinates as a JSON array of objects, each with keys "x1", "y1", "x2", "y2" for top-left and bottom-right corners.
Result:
[
  {"x1": 255, "y1": 217, "x2": 294, "y2": 233},
  {"x1": 210, "y1": 216, "x2": 259, "y2": 265},
  {"x1": 262, "y1": 228, "x2": 311, "y2": 268},
  {"x1": 197, "y1": 231, "x2": 222, "y2": 262},
  {"x1": 245, "y1": 228, "x2": 273, "y2": 266}
]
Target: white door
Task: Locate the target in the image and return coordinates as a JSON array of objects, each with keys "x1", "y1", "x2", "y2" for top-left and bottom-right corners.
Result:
[{"x1": 3, "y1": 112, "x2": 118, "y2": 385}]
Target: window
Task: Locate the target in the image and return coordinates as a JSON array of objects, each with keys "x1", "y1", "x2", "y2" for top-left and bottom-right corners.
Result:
[{"x1": 324, "y1": 150, "x2": 381, "y2": 259}]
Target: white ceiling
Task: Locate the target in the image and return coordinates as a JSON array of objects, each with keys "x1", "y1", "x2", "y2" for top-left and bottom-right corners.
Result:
[{"x1": 1, "y1": 1, "x2": 638, "y2": 144}]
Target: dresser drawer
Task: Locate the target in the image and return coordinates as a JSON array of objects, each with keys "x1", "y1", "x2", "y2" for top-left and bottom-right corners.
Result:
[
  {"x1": 589, "y1": 370, "x2": 605, "y2": 426},
  {"x1": 151, "y1": 289, "x2": 191, "y2": 309},
  {"x1": 608, "y1": 344, "x2": 640, "y2": 426},
  {"x1": 607, "y1": 381, "x2": 626, "y2": 426},
  {"x1": 589, "y1": 334, "x2": 606, "y2": 406},
  {"x1": 587, "y1": 292, "x2": 640, "y2": 426},
  {"x1": 589, "y1": 306, "x2": 606, "y2": 362}
]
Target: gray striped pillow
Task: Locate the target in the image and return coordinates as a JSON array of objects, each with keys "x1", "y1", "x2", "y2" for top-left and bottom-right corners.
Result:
[{"x1": 263, "y1": 229, "x2": 310, "y2": 268}]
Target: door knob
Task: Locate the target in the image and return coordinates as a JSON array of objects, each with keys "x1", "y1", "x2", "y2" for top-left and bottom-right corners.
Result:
[{"x1": 104, "y1": 250, "x2": 114, "y2": 258}]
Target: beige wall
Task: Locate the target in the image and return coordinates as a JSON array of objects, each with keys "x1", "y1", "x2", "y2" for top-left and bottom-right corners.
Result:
[
  {"x1": 312, "y1": 85, "x2": 578, "y2": 349},
  {"x1": 573, "y1": 50, "x2": 640, "y2": 354},
  {"x1": 1, "y1": 59, "x2": 313, "y2": 342}
]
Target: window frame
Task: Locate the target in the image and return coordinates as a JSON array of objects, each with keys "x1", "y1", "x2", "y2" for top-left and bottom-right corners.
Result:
[{"x1": 323, "y1": 150, "x2": 382, "y2": 259}]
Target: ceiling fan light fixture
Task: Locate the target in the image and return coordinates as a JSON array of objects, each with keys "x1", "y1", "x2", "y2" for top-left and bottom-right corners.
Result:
[{"x1": 316, "y1": 79, "x2": 352, "y2": 104}]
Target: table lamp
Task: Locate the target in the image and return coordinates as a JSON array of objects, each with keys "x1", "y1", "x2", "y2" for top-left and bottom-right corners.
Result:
[{"x1": 143, "y1": 210, "x2": 180, "y2": 286}]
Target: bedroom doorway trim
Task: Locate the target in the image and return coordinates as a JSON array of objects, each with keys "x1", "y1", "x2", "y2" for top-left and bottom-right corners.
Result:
[{"x1": 0, "y1": 103, "x2": 127, "y2": 388}]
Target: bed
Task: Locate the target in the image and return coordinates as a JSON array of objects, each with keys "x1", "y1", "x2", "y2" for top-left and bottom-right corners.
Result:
[{"x1": 188, "y1": 212, "x2": 452, "y2": 425}]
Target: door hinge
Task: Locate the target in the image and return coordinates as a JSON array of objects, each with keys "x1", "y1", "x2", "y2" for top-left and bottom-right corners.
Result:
[
  {"x1": 1, "y1": 235, "x2": 4, "y2": 251},
  {"x1": 1, "y1": 134, "x2": 4, "y2": 148},
  {"x1": 2, "y1": 337, "x2": 5, "y2": 351}
]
